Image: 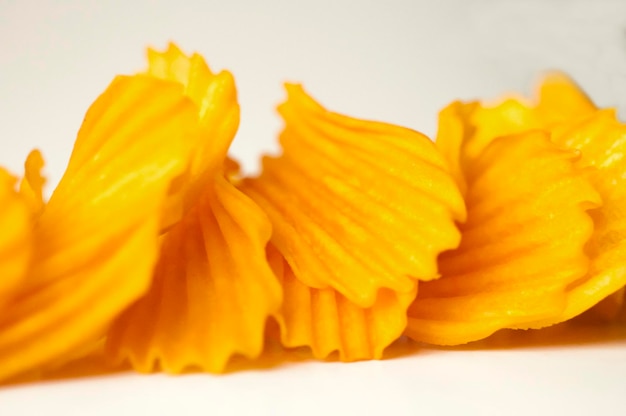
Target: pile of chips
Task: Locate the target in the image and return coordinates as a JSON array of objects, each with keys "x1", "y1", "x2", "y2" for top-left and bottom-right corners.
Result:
[{"x1": 1, "y1": 44, "x2": 624, "y2": 384}]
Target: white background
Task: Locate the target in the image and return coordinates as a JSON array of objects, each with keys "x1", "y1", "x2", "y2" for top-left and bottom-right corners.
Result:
[{"x1": 1, "y1": 0, "x2": 626, "y2": 414}]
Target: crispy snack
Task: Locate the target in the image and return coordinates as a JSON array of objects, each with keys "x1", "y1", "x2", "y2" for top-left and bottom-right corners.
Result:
[
  {"x1": 0, "y1": 169, "x2": 32, "y2": 309},
  {"x1": 242, "y1": 85, "x2": 465, "y2": 359},
  {"x1": 406, "y1": 130, "x2": 599, "y2": 344},
  {"x1": 407, "y1": 73, "x2": 626, "y2": 345},
  {"x1": 0, "y1": 75, "x2": 198, "y2": 381},
  {"x1": 1, "y1": 46, "x2": 623, "y2": 381},
  {"x1": 106, "y1": 44, "x2": 281, "y2": 373},
  {"x1": 267, "y1": 244, "x2": 417, "y2": 361}
]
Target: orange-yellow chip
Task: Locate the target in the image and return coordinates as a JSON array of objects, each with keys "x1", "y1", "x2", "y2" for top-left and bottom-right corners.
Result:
[
  {"x1": 146, "y1": 43, "x2": 240, "y2": 210},
  {"x1": 530, "y1": 110, "x2": 626, "y2": 324},
  {"x1": 268, "y1": 244, "x2": 416, "y2": 361},
  {"x1": 0, "y1": 169, "x2": 32, "y2": 307},
  {"x1": 107, "y1": 176, "x2": 280, "y2": 373},
  {"x1": 437, "y1": 72, "x2": 597, "y2": 195},
  {"x1": 106, "y1": 44, "x2": 281, "y2": 373},
  {"x1": 19, "y1": 150, "x2": 46, "y2": 216},
  {"x1": 434, "y1": 73, "x2": 625, "y2": 331},
  {"x1": 406, "y1": 131, "x2": 600, "y2": 345},
  {"x1": 242, "y1": 84, "x2": 465, "y2": 308},
  {"x1": 0, "y1": 75, "x2": 197, "y2": 382},
  {"x1": 535, "y1": 72, "x2": 596, "y2": 127}
]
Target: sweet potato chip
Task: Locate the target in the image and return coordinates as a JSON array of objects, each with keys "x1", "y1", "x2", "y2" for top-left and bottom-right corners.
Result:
[
  {"x1": 268, "y1": 244, "x2": 416, "y2": 361},
  {"x1": 242, "y1": 84, "x2": 465, "y2": 308},
  {"x1": 108, "y1": 177, "x2": 280, "y2": 373},
  {"x1": 406, "y1": 131, "x2": 600, "y2": 344},
  {"x1": 534, "y1": 110, "x2": 626, "y2": 324},
  {"x1": 0, "y1": 75, "x2": 197, "y2": 381},
  {"x1": 0, "y1": 169, "x2": 32, "y2": 307},
  {"x1": 106, "y1": 45, "x2": 280, "y2": 373}
]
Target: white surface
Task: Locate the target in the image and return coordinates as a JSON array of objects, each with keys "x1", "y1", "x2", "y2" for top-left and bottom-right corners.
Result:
[
  {"x1": 2, "y1": 338, "x2": 626, "y2": 416},
  {"x1": 1, "y1": 0, "x2": 626, "y2": 414}
]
